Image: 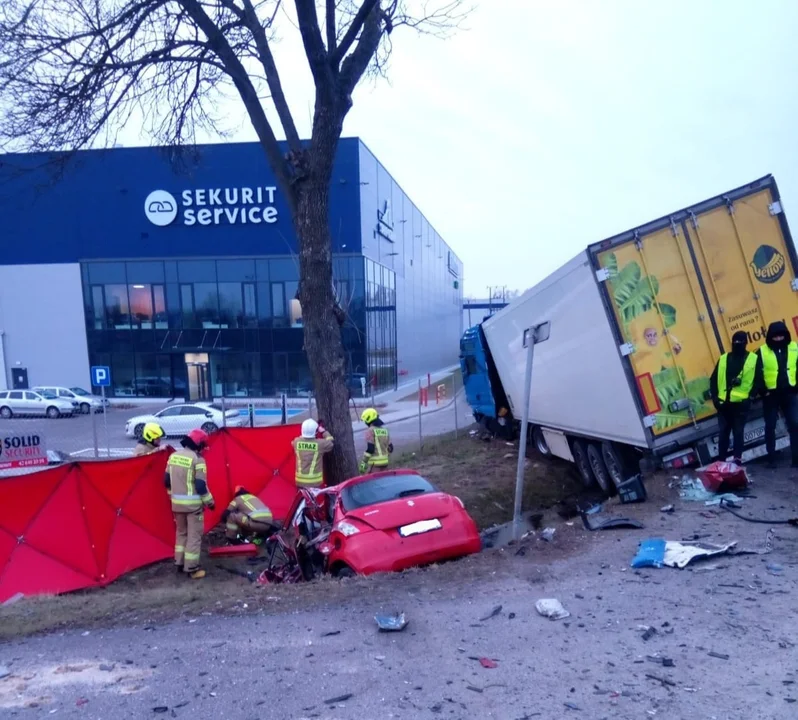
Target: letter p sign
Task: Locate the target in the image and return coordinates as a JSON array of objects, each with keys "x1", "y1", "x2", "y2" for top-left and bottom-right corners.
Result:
[{"x1": 91, "y1": 366, "x2": 111, "y2": 387}]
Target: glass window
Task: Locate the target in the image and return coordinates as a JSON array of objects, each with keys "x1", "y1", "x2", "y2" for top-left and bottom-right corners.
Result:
[
  {"x1": 221, "y1": 354, "x2": 253, "y2": 396},
  {"x1": 273, "y1": 352, "x2": 289, "y2": 392},
  {"x1": 257, "y1": 283, "x2": 272, "y2": 326},
  {"x1": 165, "y1": 261, "x2": 178, "y2": 283},
  {"x1": 128, "y1": 284, "x2": 154, "y2": 328},
  {"x1": 166, "y1": 284, "x2": 181, "y2": 328},
  {"x1": 194, "y1": 283, "x2": 220, "y2": 327},
  {"x1": 88, "y1": 262, "x2": 125, "y2": 284},
  {"x1": 158, "y1": 406, "x2": 182, "y2": 418},
  {"x1": 243, "y1": 283, "x2": 257, "y2": 328},
  {"x1": 181, "y1": 405, "x2": 207, "y2": 416},
  {"x1": 255, "y1": 259, "x2": 270, "y2": 282},
  {"x1": 105, "y1": 285, "x2": 130, "y2": 329},
  {"x1": 341, "y1": 474, "x2": 435, "y2": 511},
  {"x1": 111, "y1": 354, "x2": 136, "y2": 396},
  {"x1": 153, "y1": 285, "x2": 168, "y2": 329},
  {"x1": 271, "y1": 283, "x2": 286, "y2": 327},
  {"x1": 9, "y1": 392, "x2": 23, "y2": 400},
  {"x1": 285, "y1": 281, "x2": 302, "y2": 328},
  {"x1": 24, "y1": 392, "x2": 38, "y2": 400},
  {"x1": 218, "y1": 283, "x2": 243, "y2": 328},
  {"x1": 269, "y1": 258, "x2": 296, "y2": 282},
  {"x1": 126, "y1": 261, "x2": 164, "y2": 284},
  {"x1": 91, "y1": 286, "x2": 105, "y2": 330},
  {"x1": 180, "y1": 284, "x2": 195, "y2": 327},
  {"x1": 178, "y1": 260, "x2": 216, "y2": 283},
  {"x1": 136, "y1": 354, "x2": 172, "y2": 397},
  {"x1": 217, "y1": 259, "x2": 256, "y2": 282}
]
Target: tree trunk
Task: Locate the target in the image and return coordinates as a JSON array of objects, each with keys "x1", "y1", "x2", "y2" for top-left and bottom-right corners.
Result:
[{"x1": 294, "y1": 173, "x2": 359, "y2": 484}]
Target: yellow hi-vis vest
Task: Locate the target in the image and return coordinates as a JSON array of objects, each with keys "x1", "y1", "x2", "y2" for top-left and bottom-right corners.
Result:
[
  {"x1": 369, "y1": 427, "x2": 390, "y2": 467},
  {"x1": 759, "y1": 342, "x2": 798, "y2": 390},
  {"x1": 717, "y1": 352, "x2": 757, "y2": 403},
  {"x1": 295, "y1": 440, "x2": 324, "y2": 486}
]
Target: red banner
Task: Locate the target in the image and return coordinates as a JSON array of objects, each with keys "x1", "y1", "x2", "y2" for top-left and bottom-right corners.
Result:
[{"x1": 0, "y1": 426, "x2": 301, "y2": 603}]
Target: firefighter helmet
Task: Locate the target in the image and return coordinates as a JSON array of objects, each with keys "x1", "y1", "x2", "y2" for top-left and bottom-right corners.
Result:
[
  {"x1": 142, "y1": 423, "x2": 165, "y2": 444},
  {"x1": 361, "y1": 408, "x2": 379, "y2": 425}
]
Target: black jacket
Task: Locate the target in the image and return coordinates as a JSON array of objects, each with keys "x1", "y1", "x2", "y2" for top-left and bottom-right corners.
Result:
[
  {"x1": 710, "y1": 349, "x2": 763, "y2": 405},
  {"x1": 759, "y1": 321, "x2": 795, "y2": 393}
]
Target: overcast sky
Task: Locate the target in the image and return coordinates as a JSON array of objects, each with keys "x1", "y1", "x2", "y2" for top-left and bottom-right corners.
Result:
[{"x1": 124, "y1": 0, "x2": 798, "y2": 298}]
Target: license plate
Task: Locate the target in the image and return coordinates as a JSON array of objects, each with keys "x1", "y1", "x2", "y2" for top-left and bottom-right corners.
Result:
[{"x1": 399, "y1": 519, "x2": 442, "y2": 537}]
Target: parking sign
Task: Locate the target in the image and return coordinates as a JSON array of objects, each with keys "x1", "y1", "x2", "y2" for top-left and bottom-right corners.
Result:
[{"x1": 91, "y1": 366, "x2": 111, "y2": 387}]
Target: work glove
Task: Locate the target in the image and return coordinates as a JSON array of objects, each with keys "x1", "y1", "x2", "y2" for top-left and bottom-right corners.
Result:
[{"x1": 358, "y1": 461, "x2": 367, "y2": 473}]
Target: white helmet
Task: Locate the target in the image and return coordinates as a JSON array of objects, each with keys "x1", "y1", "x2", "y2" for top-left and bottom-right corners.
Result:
[{"x1": 301, "y1": 418, "x2": 319, "y2": 438}]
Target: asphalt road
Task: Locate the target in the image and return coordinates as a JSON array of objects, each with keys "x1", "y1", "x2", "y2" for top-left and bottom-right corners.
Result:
[{"x1": 2, "y1": 462, "x2": 797, "y2": 718}]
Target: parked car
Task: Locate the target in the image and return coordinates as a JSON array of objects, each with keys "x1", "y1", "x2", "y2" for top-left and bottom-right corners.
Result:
[
  {"x1": 33, "y1": 386, "x2": 108, "y2": 414},
  {"x1": 124, "y1": 402, "x2": 243, "y2": 439},
  {"x1": 0, "y1": 390, "x2": 76, "y2": 419},
  {"x1": 260, "y1": 470, "x2": 482, "y2": 583}
]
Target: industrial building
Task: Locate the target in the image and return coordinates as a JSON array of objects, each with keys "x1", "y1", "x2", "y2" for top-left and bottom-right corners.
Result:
[{"x1": 0, "y1": 139, "x2": 463, "y2": 399}]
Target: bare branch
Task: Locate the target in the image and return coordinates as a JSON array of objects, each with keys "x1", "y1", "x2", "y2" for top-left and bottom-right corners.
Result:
[
  {"x1": 329, "y1": 0, "x2": 379, "y2": 67},
  {"x1": 293, "y1": 0, "x2": 335, "y2": 92},
  {"x1": 325, "y1": 0, "x2": 336, "y2": 54}
]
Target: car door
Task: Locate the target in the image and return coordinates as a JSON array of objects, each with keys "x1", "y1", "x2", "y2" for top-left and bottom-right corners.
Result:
[
  {"x1": 7, "y1": 391, "x2": 26, "y2": 414},
  {"x1": 180, "y1": 405, "x2": 209, "y2": 432},
  {"x1": 155, "y1": 406, "x2": 183, "y2": 435},
  {"x1": 24, "y1": 391, "x2": 45, "y2": 416}
]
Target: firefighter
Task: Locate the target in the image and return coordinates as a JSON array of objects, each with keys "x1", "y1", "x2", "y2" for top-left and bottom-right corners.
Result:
[
  {"x1": 359, "y1": 408, "x2": 393, "y2": 473},
  {"x1": 710, "y1": 331, "x2": 761, "y2": 463},
  {"x1": 758, "y1": 320, "x2": 798, "y2": 467},
  {"x1": 134, "y1": 422, "x2": 165, "y2": 456},
  {"x1": 165, "y1": 429, "x2": 214, "y2": 579},
  {"x1": 291, "y1": 419, "x2": 334, "y2": 488},
  {"x1": 222, "y1": 486, "x2": 277, "y2": 544}
]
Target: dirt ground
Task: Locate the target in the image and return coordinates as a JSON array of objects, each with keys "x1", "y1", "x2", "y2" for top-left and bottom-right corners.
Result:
[{"x1": 0, "y1": 434, "x2": 581, "y2": 641}]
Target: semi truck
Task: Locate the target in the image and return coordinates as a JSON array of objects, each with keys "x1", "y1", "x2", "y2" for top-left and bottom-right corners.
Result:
[{"x1": 460, "y1": 175, "x2": 798, "y2": 492}]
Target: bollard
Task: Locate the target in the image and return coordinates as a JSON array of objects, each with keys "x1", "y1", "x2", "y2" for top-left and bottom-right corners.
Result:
[
  {"x1": 417, "y1": 378, "x2": 423, "y2": 450},
  {"x1": 280, "y1": 393, "x2": 287, "y2": 425},
  {"x1": 247, "y1": 402, "x2": 255, "y2": 428},
  {"x1": 453, "y1": 384, "x2": 459, "y2": 439}
]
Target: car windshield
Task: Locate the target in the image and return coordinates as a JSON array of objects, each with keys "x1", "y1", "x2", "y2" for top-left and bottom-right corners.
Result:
[
  {"x1": 70, "y1": 388, "x2": 90, "y2": 396},
  {"x1": 341, "y1": 474, "x2": 436, "y2": 512}
]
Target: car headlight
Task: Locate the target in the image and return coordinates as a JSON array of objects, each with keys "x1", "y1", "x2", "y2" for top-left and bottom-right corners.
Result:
[{"x1": 336, "y1": 520, "x2": 360, "y2": 537}]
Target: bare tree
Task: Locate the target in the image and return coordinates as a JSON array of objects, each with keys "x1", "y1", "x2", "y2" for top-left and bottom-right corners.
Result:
[{"x1": 0, "y1": 0, "x2": 468, "y2": 483}]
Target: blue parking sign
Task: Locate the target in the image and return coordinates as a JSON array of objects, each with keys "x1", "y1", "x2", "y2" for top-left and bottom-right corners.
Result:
[{"x1": 91, "y1": 366, "x2": 111, "y2": 387}]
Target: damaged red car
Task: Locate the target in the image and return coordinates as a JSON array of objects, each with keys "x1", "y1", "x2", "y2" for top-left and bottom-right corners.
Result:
[{"x1": 259, "y1": 469, "x2": 481, "y2": 583}]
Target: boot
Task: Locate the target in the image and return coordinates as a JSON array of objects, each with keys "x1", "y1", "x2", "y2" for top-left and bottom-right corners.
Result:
[{"x1": 190, "y1": 569, "x2": 206, "y2": 580}]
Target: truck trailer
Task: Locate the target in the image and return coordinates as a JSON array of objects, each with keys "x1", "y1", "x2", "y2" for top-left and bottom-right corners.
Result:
[{"x1": 461, "y1": 175, "x2": 798, "y2": 492}]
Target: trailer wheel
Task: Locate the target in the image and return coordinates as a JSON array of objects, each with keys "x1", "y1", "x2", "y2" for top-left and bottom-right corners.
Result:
[
  {"x1": 571, "y1": 439, "x2": 594, "y2": 488},
  {"x1": 601, "y1": 441, "x2": 628, "y2": 489},
  {"x1": 532, "y1": 427, "x2": 550, "y2": 456},
  {"x1": 587, "y1": 443, "x2": 613, "y2": 495}
]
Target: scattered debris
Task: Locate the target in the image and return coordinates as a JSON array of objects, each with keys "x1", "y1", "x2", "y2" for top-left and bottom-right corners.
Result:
[
  {"x1": 75, "y1": 698, "x2": 89, "y2": 707},
  {"x1": 466, "y1": 685, "x2": 483, "y2": 693},
  {"x1": 99, "y1": 664, "x2": 115, "y2": 672},
  {"x1": 541, "y1": 528, "x2": 556, "y2": 542},
  {"x1": 324, "y1": 693, "x2": 353, "y2": 704},
  {"x1": 321, "y1": 630, "x2": 341, "y2": 637},
  {"x1": 535, "y1": 598, "x2": 570, "y2": 620},
  {"x1": 767, "y1": 563, "x2": 784, "y2": 576},
  {"x1": 480, "y1": 605, "x2": 503, "y2": 621},
  {"x1": 696, "y1": 461, "x2": 749, "y2": 494},
  {"x1": 582, "y1": 512, "x2": 644, "y2": 532},
  {"x1": 646, "y1": 674, "x2": 676, "y2": 688},
  {"x1": 708, "y1": 651, "x2": 729, "y2": 660},
  {"x1": 617, "y1": 474, "x2": 647, "y2": 504},
  {"x1": 563, "y1": 701, "x2": 582, "y2": 711},
  {"x1": 375, "y1": 612, "x2": 408, "y2": 632},
  {"x1": 152, "y1": 708, "x2": 169, "y2": 714},
  {"x1": 0, "y1": 666, "x2": 10, "y2": 679},
  {"x1": 647, "y1": 655, "x2": 674, "y2": 667},
  {"x1": 641, "y1": 626, "x2": 657, "y2": 642},
  {"x1": 479, "y1": 658, "x2": 498, "y2": 669},
  {"x1": 632, "y1": 533, "x2": 772, "y2": 570},
  {"x1": 508, "y1": 612, "x2": 516, "y2": 620},
  {"x1": 660, "y1": 505, "x2": 675, "y2": 514}
]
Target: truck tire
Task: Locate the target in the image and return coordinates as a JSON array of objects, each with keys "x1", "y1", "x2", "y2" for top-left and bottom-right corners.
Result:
[
  {"x1": 571, "y1": 439, "x2": 594, "y2": 487},
  {"x1": 587, "y1": 443, "x2": 614, "y2": 495},
  {"x1": 601, "y1": 441, "x2": 628, "y2": 489},
  {"x1": 532, "y1": 427, "x2": 551, "y2": 456}
]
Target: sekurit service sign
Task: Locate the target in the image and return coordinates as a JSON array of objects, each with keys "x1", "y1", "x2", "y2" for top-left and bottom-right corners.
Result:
[{"x1": 0, "y1": 432, "x2": 48, "y2": 470}]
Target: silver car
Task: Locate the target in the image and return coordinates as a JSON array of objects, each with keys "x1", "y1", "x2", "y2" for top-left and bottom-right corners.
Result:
[
  {"x1": 33, "y1": 386, "x2": 107, "y2": 414},
  {"x1": 0, "y1": 390, "x2": 75, "y2": 419}
]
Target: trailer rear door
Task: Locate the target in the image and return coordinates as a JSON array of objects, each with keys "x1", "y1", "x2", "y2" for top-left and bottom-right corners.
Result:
[{"x1": 591, "y1": 176, "x2": 798, "y2": 439}]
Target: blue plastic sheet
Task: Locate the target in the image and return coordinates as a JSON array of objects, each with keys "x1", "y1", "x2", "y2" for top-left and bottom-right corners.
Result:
[{"x1": 631, "y1": 538, "x2": 667, "y2": 569}]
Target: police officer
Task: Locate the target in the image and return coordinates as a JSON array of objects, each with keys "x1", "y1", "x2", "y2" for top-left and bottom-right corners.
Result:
[
  {"x1": 710, "y1": 331, "x2": 761, "y2": 463},
  {"x1": 165, "y1": 429, "x2": 214, "y2": 579},
  {"x1": 134, "y1": 422, "x2": 165, "y2": 456},
  {"x1": 758, "y1": 320, "x2": 798, "y2": 467},
  {"x1": 291, "y1": 419, "x2": 334, "y2": 488},
  {"x1": 222, "y1": 486, "x2": 278, "y2": 544},
  {"x1": 359, "y1": 408, "x2": 393, "y2": 473}
]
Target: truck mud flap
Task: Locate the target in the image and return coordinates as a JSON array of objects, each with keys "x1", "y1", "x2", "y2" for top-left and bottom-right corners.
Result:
[{"x1": 580, "y1": 512, "x2": 645, "y2": 532}]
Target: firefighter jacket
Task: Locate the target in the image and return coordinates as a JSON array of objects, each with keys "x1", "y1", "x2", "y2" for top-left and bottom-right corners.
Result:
[
  {"x1": 224, "y1": 493, "x2": 273, "y2": 524},
  {"x1": 134, "y1": 441, "x2": 158, "y2": 456},
  {"x1": 363, "y1": 422, "x2": 391, "y2": 468},
  {"x1": 292, "y1": 432, "x2": 334, "y2": 486},
  {"x1": 165, "y1": 448, "x2": 213, "y2": 513}
]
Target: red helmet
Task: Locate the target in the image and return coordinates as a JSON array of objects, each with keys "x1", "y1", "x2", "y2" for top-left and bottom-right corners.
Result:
[{"x1": 186, "y1": 429, "x2": 209, "y2": 446}]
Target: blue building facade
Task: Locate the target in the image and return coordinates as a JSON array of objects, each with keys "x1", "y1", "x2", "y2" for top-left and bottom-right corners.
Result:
[{"x1": 0, "y1": 139, "x2": 463, "y2": 398}]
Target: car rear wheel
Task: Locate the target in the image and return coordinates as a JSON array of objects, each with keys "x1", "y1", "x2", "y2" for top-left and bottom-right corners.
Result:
[
  {"x1": 134, "y1": 423, "x2": 145, "y2": 440},
  {"x1": 201, "y1": 422, "x2": 218, "y2": 434},
  {"x1": 336, "y1": 566, "x2": 356, "y2": 578},
  {"x1": 80, "y1": 402, "x2": 91, "y2": 415},
  {"x1": 587, "y1": 442, "x2": 613, "y2": 495},
  {"x1": 0, "y1": 406, "x2": 12, "y2": 419},
  {"x1": 571, "y1": 439, "x2": 594, "y2": 487},
  {"x1": 532, "y1": 426, "x2": 551, "y2": 456},
  {"x1": 46, "y1": 406, "x2": 61, "y2": 419},
  {"x1": 601, "y1": 441, "x2": 628, "y2": 490}
]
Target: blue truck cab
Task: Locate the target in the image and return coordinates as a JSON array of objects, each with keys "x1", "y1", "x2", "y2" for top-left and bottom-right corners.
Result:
[{"x1": 460, "y1": 324, "x2": 514, "y2": 436}]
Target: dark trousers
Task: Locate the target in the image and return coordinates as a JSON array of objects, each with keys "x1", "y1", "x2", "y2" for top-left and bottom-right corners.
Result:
[
  {"x1": 717, "y1": 403, "x2": 748, "y2": 461},
  {"x1": 763, "y1": 392, "x2": 798, "y2": 465}
]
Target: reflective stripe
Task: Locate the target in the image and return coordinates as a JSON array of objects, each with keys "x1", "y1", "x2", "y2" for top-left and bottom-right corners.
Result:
[
  {"x1": 184, "y1": 552, "x2": 200, "y2": 561},
  {"x1": 249, "y1": 511, "x2": 273, "y2": 520},
  {"x1": 168, "y1": 455, "x2": 193, "y2": 468},
  {"x1": 296, "y1": 476, "x2": 323, "y2": 486},
  {"x1": 295, "y1": 441, "x2": 322, "y2": 482},
  {"x1": 175, "y1": 545, "x2": 185, "y2": 552},
  {"x1": 225, "y1": 522, "x2": 238, "y2": 531},
  {"x1": 171, "y1": 494, "x2": 201, "y2": 501},
  {"x1": 717, "y1": 352, "x2": 757, "y2": 402},
  {"x1": 760, "y1": 343, "x2": 798, "y2": 389}
]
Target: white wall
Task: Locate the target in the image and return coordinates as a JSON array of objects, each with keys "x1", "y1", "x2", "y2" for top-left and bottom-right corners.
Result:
[{"x1": 0, "y1": 263, "x2": 90, "y2": 389}]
